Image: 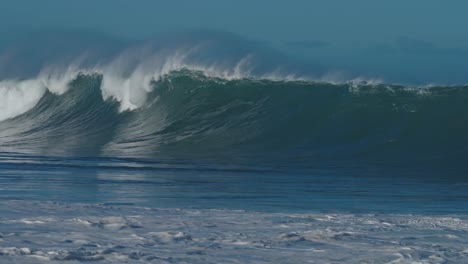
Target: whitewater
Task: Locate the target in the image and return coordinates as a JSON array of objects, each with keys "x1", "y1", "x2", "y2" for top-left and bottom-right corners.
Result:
[{"x1": 1, "y1": 32, "x2": 468, "y2": 263}]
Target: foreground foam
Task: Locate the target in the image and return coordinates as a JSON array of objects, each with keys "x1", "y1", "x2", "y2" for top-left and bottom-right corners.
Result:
[{"x1": 0, "y1": 201, "x2": 467, "y2": 263}]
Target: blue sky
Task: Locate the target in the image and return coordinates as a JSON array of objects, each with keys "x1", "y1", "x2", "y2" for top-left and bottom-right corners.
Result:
[{"x1": 1, "y1": 0, "x2": 468, "y2": 84}]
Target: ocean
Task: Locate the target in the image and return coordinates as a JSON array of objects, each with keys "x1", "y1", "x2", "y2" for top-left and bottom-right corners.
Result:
[{"x1": 1, "y1": 37, "x2": 468, "y2": 263}]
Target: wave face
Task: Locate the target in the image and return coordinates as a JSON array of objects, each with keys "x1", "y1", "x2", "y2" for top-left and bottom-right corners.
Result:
[{"x1": 0, "y1": 69, "x2": 467, "y2": 168}]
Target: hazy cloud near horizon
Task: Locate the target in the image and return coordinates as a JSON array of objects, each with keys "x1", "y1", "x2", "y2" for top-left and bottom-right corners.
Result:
[
  {"x1": 2, "y1": 0, "x2": 468, "y2": 45},
  {"x1": 1, "y1": 0, "x2": 468, "y2": 83},
  {"x1": 286, "y1": 40, "x2": 332, "y2": 49}
]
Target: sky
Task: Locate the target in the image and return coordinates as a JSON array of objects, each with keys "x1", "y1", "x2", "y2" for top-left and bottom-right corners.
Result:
[{"x1": 1, "y1": 0, "x2": 468, "y2": 84}]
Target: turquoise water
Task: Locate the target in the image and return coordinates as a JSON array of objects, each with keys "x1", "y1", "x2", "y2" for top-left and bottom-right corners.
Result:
[{"x1": 1, "y1": 70, "x2": 467, "y2": 214}]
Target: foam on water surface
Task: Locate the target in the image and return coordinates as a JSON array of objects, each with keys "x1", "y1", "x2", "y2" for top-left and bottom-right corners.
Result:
[{"x1": 0, "y1": 201, "x2": 467, "y2": 263}]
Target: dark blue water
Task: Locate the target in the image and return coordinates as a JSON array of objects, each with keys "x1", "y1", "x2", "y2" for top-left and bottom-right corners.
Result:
[{"x1": 1, "y1": 153, "x2": 466, "y2": 214}]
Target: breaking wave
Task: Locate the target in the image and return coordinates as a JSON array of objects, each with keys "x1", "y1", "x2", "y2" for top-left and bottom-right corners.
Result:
[
  {"x1": 0, "y1": 69, "x2": 467, "y2": 165},
  {"x1": 0, "y1": 32, "x2": 467, "y2": 167}
]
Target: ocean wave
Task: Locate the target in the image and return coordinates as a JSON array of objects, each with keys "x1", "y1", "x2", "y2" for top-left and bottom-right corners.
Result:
[
  {"x1": 0, "y1": 32, "x2": 467, "y2": 163},
  {"x1": 0, "y1": 69, "x2": 467, "y2": 164}
]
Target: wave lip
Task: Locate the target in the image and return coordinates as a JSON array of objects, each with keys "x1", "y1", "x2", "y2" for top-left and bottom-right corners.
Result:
[{"x1": 0, "y1": 79, "x2": 46, "y2": 122}]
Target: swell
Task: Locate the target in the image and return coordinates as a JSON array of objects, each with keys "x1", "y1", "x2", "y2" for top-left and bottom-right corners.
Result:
[{"x1": 0, "y1": 70, "x2": 467, "y2": 167}]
